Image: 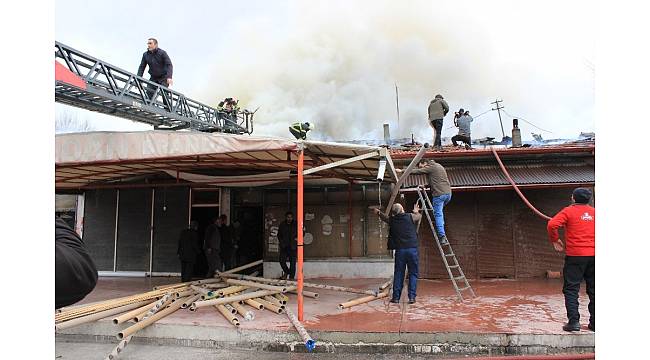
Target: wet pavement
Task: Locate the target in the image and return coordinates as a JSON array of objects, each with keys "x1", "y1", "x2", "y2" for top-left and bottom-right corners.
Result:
[{"x1": 74, "y1": 277, "x2": 593, "y2": 335}]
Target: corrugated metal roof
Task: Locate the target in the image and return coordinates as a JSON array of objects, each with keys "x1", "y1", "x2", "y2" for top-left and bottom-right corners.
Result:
[{"x1": 402, "y1": 162, "x2": 594, "y2": 188}]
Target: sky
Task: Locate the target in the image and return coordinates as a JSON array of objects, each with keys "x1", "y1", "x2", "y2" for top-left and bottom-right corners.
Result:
[{"x1": 55, "y1": 0, "x2": 595, "y2": 142}]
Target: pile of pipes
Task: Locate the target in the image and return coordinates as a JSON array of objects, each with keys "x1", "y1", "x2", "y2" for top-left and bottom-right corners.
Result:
[{"x1": 55, "y1": 260, "x2": 392, "y2": 358}]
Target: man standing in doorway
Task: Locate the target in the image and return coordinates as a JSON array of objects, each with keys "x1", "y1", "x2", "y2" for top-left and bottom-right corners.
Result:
[
  {"x1": 203, "y1": 217, "x2": 222, "y2": 278},
  {"x1": 277, "y1": 211, "x2": 297, "y2": 280},
  {"x1": 547, "y1": 187, "x2": 595, "y2": 332},
  {"x1": 137, "y1": 38, "x2": 173, "y2": 109},
  {"x1": 177, "y1": 221, "x2": 201, "y2": 282},
  {"x1": 427, "y1": 94, "x2": 449, "y2": 150},
  {"x1": 404, "y1": 160, "x2": 452, "y2": 245},
  {"x1": 374, "y1": 202, "x2": 422, "y2": 304},
  {"x1": 218, "y1": 214, "x2": 234, "y2": 271}
]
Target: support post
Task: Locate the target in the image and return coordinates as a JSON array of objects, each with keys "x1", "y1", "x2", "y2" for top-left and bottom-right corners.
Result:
[
  {"x1": 297, "y1": 147, "x2": 305, "y2": 321},
  {"x1": 348, "y1": 181, "x2": 353, "y2": 258}
]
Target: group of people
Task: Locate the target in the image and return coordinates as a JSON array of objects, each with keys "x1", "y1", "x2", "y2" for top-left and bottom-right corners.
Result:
[
  {"x1": 372, "y1": 159, "x2": 595, "y2": 332},
  {"x1": 427, "y1": 95, "x2": 474, "y2": 150},
  {"x1": 177, "y1": 214, "x2": 240, "y2": 282}
]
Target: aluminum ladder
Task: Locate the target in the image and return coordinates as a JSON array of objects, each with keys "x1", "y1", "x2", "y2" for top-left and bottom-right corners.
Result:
[{"x1": 415, "y1": 186, "x2": 476, "y2": 301}]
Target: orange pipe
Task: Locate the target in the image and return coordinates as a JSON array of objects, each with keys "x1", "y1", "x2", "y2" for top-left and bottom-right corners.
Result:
[
  {"x1": 348, "y1": 181, "x2": 353, "y2": 258},
  {"x1": 491, "y1": 147, "x2": 552, "y2": 220},
  {"x1": 297, "y1": 149, "x2": 304, "y2": 321},
  {"x1": 451, "y1": 354, "x2": 594, "y2": 360}
]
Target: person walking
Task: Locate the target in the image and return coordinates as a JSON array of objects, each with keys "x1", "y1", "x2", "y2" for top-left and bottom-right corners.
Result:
[{"x1": 177, "y1": 221, "x2": 201, "y2": 282}]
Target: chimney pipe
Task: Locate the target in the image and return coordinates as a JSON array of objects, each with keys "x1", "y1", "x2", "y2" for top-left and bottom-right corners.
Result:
[
  {"x1": 512, "y1": 119, "x2": 522, "y2": 147},
  {"x1": 383, "y1": 123, "x2": 391, "y2": 145}
]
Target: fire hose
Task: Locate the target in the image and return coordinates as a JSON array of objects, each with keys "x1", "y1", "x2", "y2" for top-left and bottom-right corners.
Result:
[{"x1": 491, "y1": 147, "x2": 552, "y2": 221}]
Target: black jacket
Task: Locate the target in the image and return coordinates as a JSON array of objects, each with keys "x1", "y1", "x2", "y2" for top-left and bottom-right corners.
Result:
[
  {"x1": 137, "y1": 48, "x2": 173, "y2": 80},
  {"x1": 218, "y1": 225, "x2": 233, "y2": 253},
  {"x1": 55, "y1": 218, "x2": 98, "y2": 309},
  {"x1": 388, "y1": 213, "x2": 419, "y2": 250},
  {"x1": 177, "y1": 228, "x2": 201, "y2": 262},
  {"x1": 204, "y1": 223, "x2": 221, "y2": 251},
  {"x1": 277, "y1": 220, "x2": 298, "y2": 250}
]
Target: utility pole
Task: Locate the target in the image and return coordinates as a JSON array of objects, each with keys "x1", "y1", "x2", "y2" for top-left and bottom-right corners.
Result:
[{"x1": 491, "y1": 99, "x2": 505, "y2": 138}]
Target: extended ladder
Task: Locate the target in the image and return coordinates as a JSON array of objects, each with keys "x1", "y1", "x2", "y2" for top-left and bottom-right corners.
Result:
[{"x1": 415, "y1": 186, "x2": 476, "y2": 301}]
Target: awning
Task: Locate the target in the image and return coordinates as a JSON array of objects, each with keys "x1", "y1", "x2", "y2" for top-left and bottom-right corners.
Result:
[{"x1": 55, "y1": 131, "x2": 390, "y2": 189}]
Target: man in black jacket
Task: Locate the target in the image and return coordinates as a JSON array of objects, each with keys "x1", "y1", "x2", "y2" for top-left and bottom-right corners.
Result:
[
  {"x1": 276, "y1": 211, "x2": 297, "y2": 280},
  {"x1": 178, "y1": 221, "x2": 201, "y2": 282},
  {"x1": 137, "y1": 38, "x2": 173, "y2": 109},
  {"x1": 203, "y1": 217, "x2": 222, "y2": 277},
  {"x1": 55, "y1": 218, "x2": 98, "y2": 309},
  {"x1": 374, "y1": 202, "x2": 422, "y2": 304},
  {"x1": 218, "y1": 214, "x2": 235, "y2": 271}
]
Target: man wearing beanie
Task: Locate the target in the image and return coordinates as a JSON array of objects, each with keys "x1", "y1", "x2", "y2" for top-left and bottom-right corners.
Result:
[{"x1": 547, "y1": 187, "x2": 595, "y2": 332}]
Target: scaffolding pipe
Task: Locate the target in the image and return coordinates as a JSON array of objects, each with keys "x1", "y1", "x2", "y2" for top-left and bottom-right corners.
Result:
[
  {"x1": 338, "y1": 291, "x2": 389, "y2": 309},
  {"x1": 285, "y1": 307, "x2": 316, "y2": 352},
  {"x1": 118, "y1": 296, "x2": 190, "y2": 339},
  {"x1": 216, "y1": 259, "x2": 263, "y2": 276},
  {"x1": 297, "y1": 147, "x2": 305, "y2": 321},
  {"x1": 230, "y1": 302, "x2": 255, "y2": 321},
  {"x1": 255, "y1": 298, "x2": 284, "y2": 314},
  {"x1": 244, "y1": 298, "x2": 265, "y2": 310},
  {"x1": 215, "y1": 304, "x2": 240, "y2": 326},
  {"x1": 289, "y1": 289, "x2": 319, "y2": 298},
  {"x1": 225, "y1": 279, "x2": 289, "y2": 293},
  {"x1": 56, "y1": 301, "x2": 150, "y2": 331},
  {"x1": 134, "y1": 295, "x2": 173, "y2": 322},
  {"x1": 112, "y1": 300, "x2": 158, "y2": 325},
  {"x1": 218, "y1": 273, "x2": 377, "y2": 295},
  {"x1": 190, "y1": 288, "x2": 294, "y2": 310}
]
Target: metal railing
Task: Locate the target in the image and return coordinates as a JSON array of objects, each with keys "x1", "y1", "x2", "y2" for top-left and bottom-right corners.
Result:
[{"x1": 55, "y1": 41, "x2": 253, "y2": 134}]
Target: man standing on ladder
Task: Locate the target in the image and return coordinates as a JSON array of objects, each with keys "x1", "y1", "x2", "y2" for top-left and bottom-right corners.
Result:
[
  {"x1": 402, "y1": 160, "x2": 452, "y2": 245},
  {"x1": 137, "y1": 38, "x2": 173, "y2": 110},
  {"x1": 547, "y1": 188, "x2": 595, "y2": 332},
  {"x1": 374, "y1": 203, "x2": 422, "y2": 304}
]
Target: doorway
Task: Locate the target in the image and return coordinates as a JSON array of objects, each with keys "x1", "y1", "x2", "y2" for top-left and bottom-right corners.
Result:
[
  {"x1": 232, "y1": 206, "x2": 264, "y2": 267},
  {"x1": 190, "y1": 188, "x2": 221, "y2": 278}
]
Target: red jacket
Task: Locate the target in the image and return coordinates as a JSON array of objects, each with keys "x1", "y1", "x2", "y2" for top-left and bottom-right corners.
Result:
[{"x1": 547, "y1": 204, "x2": 595, "y2": 256}]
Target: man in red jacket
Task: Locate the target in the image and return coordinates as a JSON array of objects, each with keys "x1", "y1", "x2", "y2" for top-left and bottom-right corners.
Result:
[{"x1": 547, "y1": 187, "x2": 595, "y2": 332}]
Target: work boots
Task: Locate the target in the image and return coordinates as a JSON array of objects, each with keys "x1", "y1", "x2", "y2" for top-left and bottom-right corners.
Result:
[
  {"x1": 562, "y1": 322, "x2": 581, "y2": 332},
  {"x1": 439, "y1": 235, "x2": 449, "y2": 246}
]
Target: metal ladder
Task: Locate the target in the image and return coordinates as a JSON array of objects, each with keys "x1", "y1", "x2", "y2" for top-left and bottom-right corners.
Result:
[{"x1": 415, "y1": 186, "x2": 476, "y2": 301}]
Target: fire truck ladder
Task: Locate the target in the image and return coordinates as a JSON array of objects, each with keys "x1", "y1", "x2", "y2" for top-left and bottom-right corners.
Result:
[
  {"x1": 55, "y1": 41, "x2": 253, "y2": 133},
  {"x1": 415, "y1": 186, "x2": 476, "y2": 301}
]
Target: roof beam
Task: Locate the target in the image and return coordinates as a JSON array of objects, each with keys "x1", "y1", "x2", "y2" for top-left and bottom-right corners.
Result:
[{"x1": 303, "y1": 150, "x2": 380, "y2": 176}]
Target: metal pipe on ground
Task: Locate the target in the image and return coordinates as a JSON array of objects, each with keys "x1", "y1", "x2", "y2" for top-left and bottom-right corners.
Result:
[
  {"x1": 215, "y1": 304, "x2": 240, "y2": 326},
  {"x1": 255, "y1": 298, "x2": 284, "y2": 314},
  {"x1": 216, "y1": 259, "x2": 263, "y2": 276},
  {"x1": 218, "y1": 273, "x2": 376, "y2": 295},
  {"x1": 134, "y1": 295, "x2": 173, "y2": 322},
  {"x1": 117, "y1": 296, "x2": 191, "y2": 340},
  {"x1": 243, "y1": 298, "x2": 264, "y2": 310},
  {"x1": 219, "y1": 285, "x2": 250, "y2": 296},
  {"x1": 56, "y1": 291, "x2": 167, "y2": 322},
  {"x1": 56, "y1": 301, "x2": 150, "y2": 331},
  {"x1": 289, "y1": 289, "x2": 319, "y2": 298},
  {"x1": 274, "y1": 293, "x2": 289, "y2": 304},
  {"x1": 181, "y1": 294, "x2": 202, "y2": 309},
  {"x1": 230, "y1": 302, "x2": 255, "y2": 320},
  {"x1": 263, "y1": 295, "x2": 286, "y2": 308},
  {"x1": 190, "y1": 288, "x2": 294, "y2": 310},
  {"x1": 112, "y1": 300, "x2": 158, "y2": 325},
  {"x1": 338, "y1": 291, "x2": 389, "y2": 309},
  {"x1": 285, "y1": 307, "x2": 316, "y2": 352},
  {"x1": 224, "y1": 303, "x2": 238, "y2": 315},
  {"x1": 105, "y1": 294, "x2": 175, "y2": 360},
  {"x1": 190, "y1": 285, "x2": 214, "y2": 297},
  {"x1": 379, "y1": 277, "x2": 393, "y2": 291},
  {"x1": 225, "y1": 279, "x2": 289, "y2": 293},
  {"x1": 175, "y1": 289, "x2": 195, "y2": 299}
]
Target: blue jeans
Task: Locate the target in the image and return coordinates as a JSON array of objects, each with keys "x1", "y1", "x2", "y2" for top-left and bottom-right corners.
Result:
[
  {"x1": 393, "y1": 247, "x2": 419, "y2": 300},
  {"x1": 431, "y1": 193, "x2": 452, "y2": 237}
]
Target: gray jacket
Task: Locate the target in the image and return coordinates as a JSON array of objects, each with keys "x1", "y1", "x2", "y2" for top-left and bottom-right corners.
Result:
[{"x1": 428, "y1": 98, "x2": 449, "y2": 121}]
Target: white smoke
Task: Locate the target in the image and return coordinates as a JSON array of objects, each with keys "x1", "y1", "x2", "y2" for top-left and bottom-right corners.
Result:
[{"x1": 201, "y1": 0, "x2": 595, "y2": 142}]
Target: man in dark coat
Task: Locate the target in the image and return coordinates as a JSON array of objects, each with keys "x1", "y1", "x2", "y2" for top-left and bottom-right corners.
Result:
[
  {"x1": 137, "y1": 37, "x2": 173, "y2": 109},
  {"x1": 218, "y1": 214, "x2": 235, "y2": 271},
  {"x1": 55, "y1": 218, "x2": 98, "y2": 309},
  {"x1": 203, "y1": 217, "x2": 222, "y2": 277},
  {"x1": 177, "y1": 221, "x2": 201, "y2": 282},
  {"x1": 374, "y1": 203, "x2": 422, "y2": 304},
  {"x1": 276, "y1": 211, "x2": 298, "y2": 280}
]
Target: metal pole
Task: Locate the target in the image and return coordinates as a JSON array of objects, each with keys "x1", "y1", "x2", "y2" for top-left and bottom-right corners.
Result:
[
  {"x1": 348, "y1": 181, "x2": 353, "y2": 258},
  {"x1": 491, "y1": 99, "x2": 505, "y2": 138},
  {"x1": 149, "y1": 188, "x2": 155, "y2": 275},
  {"x1": 297, "y1": 147, "x2": 305, "y2": 321},
  {"x1": 113, "y1": 190, "x2": 120, "y2": 272}
]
